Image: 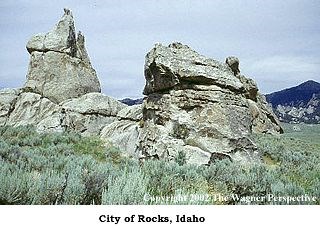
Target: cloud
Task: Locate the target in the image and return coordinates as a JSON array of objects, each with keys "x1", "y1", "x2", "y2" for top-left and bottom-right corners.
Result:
[
  {"x1": 248, "y1": 55, "x2": 319, "y2": 75},
  {"x1": 0, "y1": 0, "x2": 319, "y2": 98},
  {"x1": 241, "y1": 55, "x2": 320, "y2": 93}
]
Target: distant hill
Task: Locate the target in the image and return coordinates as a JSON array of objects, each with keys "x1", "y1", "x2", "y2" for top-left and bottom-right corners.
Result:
[
  {"x1": 120, "y1": 98, "x2": 143, "y2": 106},
  {"x1": 266, "y1": 80, "x2": 320, "y2": 123},
  {"x1": 266, "y1": 80, "x2": 320, "y2": 107}
]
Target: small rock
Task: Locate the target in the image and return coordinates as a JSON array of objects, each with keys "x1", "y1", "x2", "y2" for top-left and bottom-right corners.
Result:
[{"x1": 226, "y1": 56, "x2": 240, "y2": 76}]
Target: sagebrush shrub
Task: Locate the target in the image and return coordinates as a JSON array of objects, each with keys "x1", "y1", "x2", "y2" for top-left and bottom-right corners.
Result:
[
  {"x1": 101, "y1": 167, "x2": 149, "y2": 205},
  {"x1": 0, "y1": 124, "x2": 319, "y2": 205}
]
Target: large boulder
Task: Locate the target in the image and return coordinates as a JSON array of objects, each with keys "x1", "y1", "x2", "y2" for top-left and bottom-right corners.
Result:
[
  {"x1": 2, "y1": 91, "x2": 126, "y2": 135},
  {"x1": 101, "y1": 120, "x2": 141, "y2": 158},
  {"x1": 24, "y1": 9, "x2": 101, "y2": 103},
  {"x1": 100, "y1": 104, "x2": 143, "y2": 157},
  {"x1": 117, "y1": 104, "x2": 143, "y2": 121},
  {"x1": 143, "y1": 43, "x2": 244, "y2": 95},
  {"x1": 226, "y1": 56, "x2": 240, "y2": 76},
  {"x1": 58, "y1": 93, "x2": 126, "y2": 135},
  {"x1": 37, "y1": 93, "x2": 127, "y2": 135},
  {"x1": 61, "y1": 92, "x2": 126, "y2": 117},
  {"x1": 104, "y1": 42, "x2": 283, "y2": 164},
  {"x1": 139, "y1": 84, "x2": 257, "y2": 163},
  {"x1": 6, "y1": 92, "x2": 59, "y2": 127}
]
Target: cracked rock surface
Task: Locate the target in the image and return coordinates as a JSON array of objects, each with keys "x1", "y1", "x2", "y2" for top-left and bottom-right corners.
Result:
[
  {"x1": 0, "y1": 10, "x2": 283, "y2": 165},
  {"x1": 1, "y1": 9, "x2": 126, "y2": 137},
  {"x1": 24, "y1": 8, "x2": 101, "y2": 104},
  {"x1": 101, "y1": 43, "x2": 283, "y2": 164}
]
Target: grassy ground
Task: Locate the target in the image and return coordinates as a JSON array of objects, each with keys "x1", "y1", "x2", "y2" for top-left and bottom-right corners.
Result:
[
  {"x1": 0, "y1": 124, "x2": 319, "y2": 205},
  {"x1": 281, "y1": 123, "x2": 320, "y2": 148}
]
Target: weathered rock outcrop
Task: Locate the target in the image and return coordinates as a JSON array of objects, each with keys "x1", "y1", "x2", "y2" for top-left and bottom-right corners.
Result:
[
  {"x1": 0, "y1": 9, "x2": 126, "y2": 136},
  {"x1": 225, "y1": 56, "x2": 240, "y2": 76},
  {"x1": 102, "y1": 43, "x2": 282, "y2": 164},
  {"x1": 24, "y1": 8, "x2": 101, "y2": 103},
  {"x1": 0, "y1": 9, "x2": 283, "y2": 165},
  {"x1": 37, "y1": 93, "x2": 126, "y2": 135},
  {"x1": 101, "y1": 104, "x2": 143, "y2": 157},
  {"x1": 143, "y1": 43, "x2": 244, "y2": 95},
  {"x1": 6, "y1": 92, "x2": 59, "y2": 127},
  {"x1": 2, "y1": 90, "x2": 126, "y2": 135},
  {"x1": 0, "y1": 88, "x2": 21, "y2": 126}
]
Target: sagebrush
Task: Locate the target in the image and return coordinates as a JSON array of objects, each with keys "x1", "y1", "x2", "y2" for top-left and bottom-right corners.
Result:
[{"x1": 0, "y1": 124, "x2": 319, "y2": 205}]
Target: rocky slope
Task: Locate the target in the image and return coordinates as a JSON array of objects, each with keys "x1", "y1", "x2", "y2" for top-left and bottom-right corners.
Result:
[
  {"x1": 0, "y1": 9, "x2": 282, "y2": 165},
  {"x1": 266, "y1": 80, "x2": 320, "y2": 123}
]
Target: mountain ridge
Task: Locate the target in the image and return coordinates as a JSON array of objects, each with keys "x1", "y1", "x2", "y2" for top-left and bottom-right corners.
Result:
[
  {"x1": 266, "y1": 80, "x2": 320, "y2": 123},
  {"x1": 266, "y1": 80, "x2": 320, "y2": 107}
]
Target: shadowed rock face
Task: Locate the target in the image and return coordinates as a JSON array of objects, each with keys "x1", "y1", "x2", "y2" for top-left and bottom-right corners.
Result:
[
  {"x1": 24, "y1": 8, "x2": 101, "y2": 104},
  {"x1": 0, "y1": 89, "x2": 20, "y2": 125},
  {"x1": 136, "y1": 43, "x2": 282, "y2": 164}
]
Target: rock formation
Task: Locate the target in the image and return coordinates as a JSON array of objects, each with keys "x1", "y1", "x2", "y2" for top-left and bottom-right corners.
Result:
[
  {"x1": 0, "y1": 9, "x2": 283, "y2": 165},
  {"x1": 0, "y1": 9, "x2": 126, "y2": 136},
  {"x1": 0, "y1": 88, "x2": 20, "y2": 125},
  {"x1": 101, "y1": 43, "x2": 282, "y2": 164},
  {"x1": 24, "y1": 8, "x2": 100, "y2": 103},
  {"x1": 225, "y1": 56, "x2": 240, "y2": 76},
  {"x1": 37, "y1": 93, "x2": 127, "y2": 135}
]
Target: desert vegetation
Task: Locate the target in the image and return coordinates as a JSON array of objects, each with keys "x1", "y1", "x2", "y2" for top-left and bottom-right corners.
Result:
[{"x1": 0, "y1": 124, "x2": 319, "y2": 205}]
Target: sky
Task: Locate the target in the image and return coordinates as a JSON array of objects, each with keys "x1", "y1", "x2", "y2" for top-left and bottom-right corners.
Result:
[{"x1": 0, "y1": 0, "x2": 319, "y2": 99}]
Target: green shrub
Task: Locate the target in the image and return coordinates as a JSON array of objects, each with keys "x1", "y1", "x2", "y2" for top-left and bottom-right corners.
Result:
[
  {"x1": 174, "y1": 151, "x2": 187, "y2": 166},
  {"x1": 105, "y1": 146, "x2": 123, "y2": 165},
  {"x1": 101, "y1": 167, "x2": 149, "y2": 205},
  {"x1": 142, "y1": 160, "x2": 209, "y2": 200},
  {"x1": 0, "y1": 124, "x2": 319, "y2": 205},
  {"x1": 73, "y1": 136, "x2": 105, "y2": 161},
  {"x1": 28, "y1": 170, "x2": 66, "y2": 205},
  {"x1": 0, "y1": 162, "x2": 32, "y2": 204}
]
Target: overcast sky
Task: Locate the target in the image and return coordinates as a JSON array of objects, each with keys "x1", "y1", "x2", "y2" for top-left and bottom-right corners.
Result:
[{"x1": 0, "y1": 0, "x2": 319, "y2": 99}]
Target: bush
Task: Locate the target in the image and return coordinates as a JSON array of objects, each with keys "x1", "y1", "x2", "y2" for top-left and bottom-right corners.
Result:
[
  {"x1": 0, "y1": 124, "x2": 319, "y2": 205},
  {"x1": 174, "y1": 151, "x2": 187, "y2": 166},
  {"x1": 142, "y1": 160, "x2": 209, "y2": 201},
  {"x1": 101, "y1": 167, "x2": 148, "y2": 205},
  {"x1": 0, "y1": 162, "x2": 33, "y2": 204}
]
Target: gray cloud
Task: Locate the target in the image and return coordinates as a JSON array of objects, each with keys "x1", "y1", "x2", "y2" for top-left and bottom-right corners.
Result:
[{"x1": 1, "y1": 0, "x2": 319, "y2": 98}]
